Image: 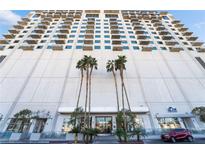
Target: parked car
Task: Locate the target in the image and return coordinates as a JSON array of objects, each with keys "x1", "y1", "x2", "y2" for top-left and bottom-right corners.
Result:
[{"x1": 161, "y1": 128, "x2": 194, "y2": 143}]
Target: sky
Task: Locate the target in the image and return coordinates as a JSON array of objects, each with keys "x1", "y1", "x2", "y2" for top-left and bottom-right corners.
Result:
[{"x1": 0, "y1": 10, "x2": 205, "y2": 42}]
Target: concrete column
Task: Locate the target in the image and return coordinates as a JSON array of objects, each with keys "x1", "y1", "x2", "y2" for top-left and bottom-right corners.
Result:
[
  {"x1": 178, "y1": 118, "x2": 186, "y2": 128},
  {"x1": 91, "y1": 115, "x2": 95, "y2": 128},
  {"x1": 112, "y1": 115, "x2": 116, "y2": 132},
  {"x1": 28, "y1": 119, "x2": 36, "y2": 133}
]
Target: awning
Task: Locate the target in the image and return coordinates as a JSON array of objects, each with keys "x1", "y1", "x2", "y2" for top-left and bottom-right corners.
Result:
[
  {"x1": 156, "y1": 113, "x2": 195, "y2": 118},
  {"x1": 58, "y1": 106, "x2": 149, "y2": 114}
]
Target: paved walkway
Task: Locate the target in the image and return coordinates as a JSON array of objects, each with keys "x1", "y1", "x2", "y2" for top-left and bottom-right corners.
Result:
[{"x1": 93, "y1": 134, "x2": 119, "y2": 144}]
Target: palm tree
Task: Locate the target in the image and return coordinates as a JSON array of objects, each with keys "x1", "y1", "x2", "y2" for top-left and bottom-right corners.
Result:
[
  {"x1": 88, "y1": 57, "x2": 97, "y2": 128},
  {"x1": 106, "y1": 60, "x2": 120, "y2": 112},
  {"x1": 115, "y1": 55, "x2": 129, "y2": 141},
  {"x1": 74, "y1": 59, "x2": 85, "y2": 127}
]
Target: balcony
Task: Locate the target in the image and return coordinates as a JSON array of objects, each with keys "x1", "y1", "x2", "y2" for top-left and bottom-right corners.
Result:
[
  {"x1": 153, "y1": 22, "x2": 163, "y2": 27},
  {"x1": 33, "y1": 29, "x2": 45, "y2": 34},
  {"x1": 165, "y1": 41, "x2": 179, "y2": 46},
  {"x1": 85, "y1": 10, "x2": 100, "y2": 13},
  {"x1": 160, "y1": 12, "x2": 168, "y2": 16},
  {"x1": 111, "y1": 35, "x2": 120, "y2": 39},
  {"x1": 9, "y1": 29, "x2": 19, "y2": 34},
  {"x1": 52, "y1": 45, "x2": 63, "y2": 51},
  {"x1": 61, "y1": 25, "x2": 71, "y2": 29},
  {"x1": 142, "y1": 47, "x2": 152, "y2": 52},
  {"x1": 151, "y1": 19, "x2": 160, "y2": 23},
  {"x1": 191, "y1": 42, "x2": 204, "y2": 47},
  {"x1": 178, "y1": 27, "x2": 188, "y2": 32},
  {"x1": 37, "y1": 24, "x2": 48, "y2": 29},
  {"x1": 139, "y1": 41, "x2": 150, "y2": 45},
  {"x1": 174, "y1": 23, "x2": 184, "y2": 28},
  {"x1": 84, "y1": 40, "x2": 93, "y2": 44},
  {"x1": 111, "y1": 30, "x2": 120, "y2": 34},
  {"x1": 18, "y1": 21, "x2": 28, "y2": 26},
  {"x1": 25, "y1": 40, "x2": 38, "y2": 44},
  {"x1": 182, "y1": 32, "x2": 193, "y2": 36},
  {"x1": 54, "y1": 40, "x2": 65, "y2": 44},
  {"x1": 22, "y1": 17, "x2": 30, "y2": 22},
  {"x1": 57, "y1": 34, "x2": 67, "y2": 39},
  {"x1": 135, "y1": 30, "x2": 145, "y2": 35},
  {"x1": 3, "y1": 34, "x2": 15, "y2": 39},
  {"x1": 0, "y1": 46, "x2": 5, "y2": 50},
  {"x1": 86, "y1": 30, "x2": 94, "y2": 34},
  {"x1": 85, "y1": 35, "x2": 94, "y2": 39},
  {"x1": 29, "y1": 34, "x2": 42, "y2": 39},
  {"x1": 186, "y1": 37, "x2": 198, "y2": 41},
  {"x1": 197, "y1": 48, "x2": 205, "y2": 52},
  {"x1": 83, "y1": 46, "x2": 93, "y2": 51},
  {"x1": 171, "y1": 20, "x2": 180, "y2": 24},
  {"x1": 110, "y1": 26, "x2": 119, "y2": 30},
  {"x1": 104, "y1": 10, "x2": 119, "y2": 13},
  {"x1": 156, "y1": 26, "x2": 166, "y2": 31},
  {"x1": 112, "y1": 40, "x2": 121, "y2": 45},
  {"x1": 158, "y1": 31, "x2": 170, "y2": 35},
  {"x1": 162, "y1": 36, "x2": 173, "y2": 40},
  {"x1": 133, "y1": 26, "x2": 143, "y2": 30},
  {"x1": 59, "y1": 29, "x2": 69, "y2": 33},
  {"x1": 137, "y1": 35, "x2": 147, "y2": 40},
  {"x1": 0, "y1": 40, "x2": 9, "y2": 44},
  {"x1": 113, "y1": 46, "x2": 123, "y2": 51},
  {"x1": 13, "y1": 25, "x2": 24, "y2": 30},
  {"x1": 20, "y1": 45, "x2": 34, "y2": 51},
  {"x1": 169, "y1": 47, "x2": 183, "y2": 52},
  {"x1": 86, "y1": 26, "x2": 95, "y2": 29},
  {"x1": 41, "y1": 21, "x2": 50, "y2": 25}
]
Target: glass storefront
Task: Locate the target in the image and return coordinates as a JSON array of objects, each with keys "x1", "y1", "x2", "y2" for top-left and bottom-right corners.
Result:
[
  {"x1": 95, "y1": 116, "x2": 112, "y2": 133},
  {"x1": 157, "y1": 117, "x2": 181, "y2": 129}
]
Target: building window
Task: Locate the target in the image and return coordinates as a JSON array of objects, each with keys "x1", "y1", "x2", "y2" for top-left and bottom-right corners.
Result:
[
  {"x1": 65, "y1": 46, "x2": 72, "y2": 49},
  {"x1": 95, "y1": 40, "x2": 101, "y2": 43},
  {"x1": 76, "y1": 46, "x2": 83, "y2": 49},
  {"x1": 123, "y1": 46, "x2": 129, "y2": 50},
  {"x1": 160, "y1": 47, "x2": 167, "y2": 50},
  {"x1": 36, "y1": 46, "x2": 43, "y2": 49},
  {"x1": 131, "y1": 41, "x2": 137, "y2": 44},
  {"x1": 67, "y1": 40, "x2": 73, "y2": 43},
  {"x1": 104, "y1": 40, "x2": 110, "y2": 44},
  {"x1": 133, "y1": 46, "x2": 139, "y2": 50},
  {"x1": 105, "y1": 46, "x2": 111, "y2": 50},
  {"x1": 77, "y1": 40, "x2": 83, "y2": 43},
  {"x1": 69, "y1": 35, "x2": 75, "y2": 38},
  {"x1": 104, "y1": 35, "x2": 110, "y2": 38},
  {"x1": 95, "y1": 35, "x2": 101, "y2": 38},
  {"x1": 129, "y1": 36, "x2": 135, "y2": 39},
  {"x1": 8, "y1": 46, "x2": 14, "y2": 49},
  {"x1": 152, "y1": 47, "x2": 157, "y2": 50},
  {"x1": 94, "y1": 46, "x2": 101, "y2": 50}
]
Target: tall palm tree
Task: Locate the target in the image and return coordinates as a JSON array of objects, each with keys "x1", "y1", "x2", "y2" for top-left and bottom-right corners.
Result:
[
  {"x1": 115, "y1": 55, "x2": 128, "y2": 137},
  {"x1": 88, "y1": 57, "x2": 97, "y2": 128},
  {"x1": 106, "y1": 60, "x2": 120, "y2": 112}
]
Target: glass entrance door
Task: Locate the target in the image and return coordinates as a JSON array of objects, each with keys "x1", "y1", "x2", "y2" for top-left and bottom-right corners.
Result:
[{"x1": 95, "y1": 116, "x2": 112, "y2": 133}]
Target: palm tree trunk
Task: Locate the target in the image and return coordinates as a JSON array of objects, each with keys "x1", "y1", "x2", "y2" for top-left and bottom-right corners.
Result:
[
  {"x1": 122, "y1": 81, "x2": 131, "y2": 111},
  {"x1": 88, "y1": 67, "x2": 93, "y2": 129},
  {"x1": 112, "y1": 70, "x2": 120, "y2": 112},
  {"x1": 75, "y1": 69, "x2": 84, "y2": 127},
  {"x1": 76, "y1": 69, "x2": 84, "y2": 109},
  {"x1": 120, "y1": 69, "x2": 127, "y2": 132},
  {"x1": 84, "y1": 67, "x2": 89, "y2": 128}
]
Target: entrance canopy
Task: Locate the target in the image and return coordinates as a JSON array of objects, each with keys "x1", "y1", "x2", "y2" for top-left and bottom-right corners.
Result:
[
  {"x1": 58, "y1": 106, "x2": 149, "y2": 114},
  {"x1": 156, "y1": 113, "x2": 195, "y2": 118}
]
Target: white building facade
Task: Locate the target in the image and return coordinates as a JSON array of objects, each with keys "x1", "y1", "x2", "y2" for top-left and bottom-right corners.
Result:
[{"x1": 0, "y1": 10, "x2": 205, "y2": 137}]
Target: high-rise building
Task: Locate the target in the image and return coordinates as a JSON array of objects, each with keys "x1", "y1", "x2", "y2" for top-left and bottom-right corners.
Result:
[{"x1": 0, "y1": 10, "x2": 205, "y2": 140}]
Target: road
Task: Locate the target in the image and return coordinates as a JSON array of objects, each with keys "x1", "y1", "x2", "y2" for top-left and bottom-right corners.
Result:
[{"x1": 144, "y1": 138, "x2": 205, "y2": 144}]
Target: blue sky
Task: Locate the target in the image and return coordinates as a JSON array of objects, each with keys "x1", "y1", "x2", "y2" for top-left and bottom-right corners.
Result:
[{"x1": 0, "y1": 10, "x2": 205, "y2": 42}]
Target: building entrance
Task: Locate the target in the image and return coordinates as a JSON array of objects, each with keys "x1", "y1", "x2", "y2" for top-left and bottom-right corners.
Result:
[{"x1": 95, "y1": 116, "x2": 112, "y2": 134}]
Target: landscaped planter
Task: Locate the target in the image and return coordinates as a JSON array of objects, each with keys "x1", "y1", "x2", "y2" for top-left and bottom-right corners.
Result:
[
  {"x1": 9, "y1": 133, "x2": 21, "y2": 141},
  {"x1": 66, "y1": 133, "x2": 83, "y2": 141},
  {"x1": 30, "y1": 133, "x2": 41, "y2": 141}
]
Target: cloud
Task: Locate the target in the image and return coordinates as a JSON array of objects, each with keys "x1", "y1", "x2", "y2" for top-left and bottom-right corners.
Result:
[
  {"x1": 0, "y1": 10, "x2": 21, "y2": 26},
  {"x1": 193, "y1": 22, "x2": 205, "y2": 29}
]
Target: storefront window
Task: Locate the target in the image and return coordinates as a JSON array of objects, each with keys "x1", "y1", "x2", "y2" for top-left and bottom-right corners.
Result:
[
  {"x1": 33, "y1": 118, "x2": 47, "y2": 133},
  {"x1": 96, "y1": 116, "x2": 112, "y2": 133},
  {"x1": 157, "y1": 117, "x2": 181, "y2": 129}
]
